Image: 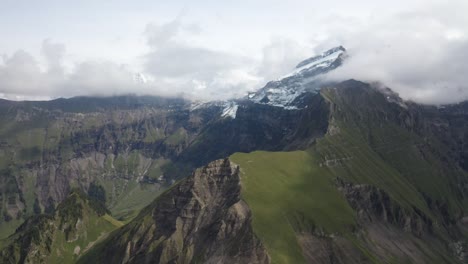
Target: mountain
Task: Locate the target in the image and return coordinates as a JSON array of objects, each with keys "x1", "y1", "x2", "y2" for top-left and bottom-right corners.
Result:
[
  {"x1": 246, "y1": 46, "x2": 346, "y2": 109},
  {"x1": 78, "y1": 158, "x2": 269, "y2": 264},
  {"x1": 2, "y1": 46, "x2": 468, "y2": 263},
  {"x1": 0, "y1": 95, "x2": 220, "y2": 236},
  {"x1": 229, "y1": 81, "x2": 468, "y2": 263},
  {"x1": 80, "y1": 80, "x2": 468, "y2": 263},
  {"x1": 0, "y1": 46, "x2": 347, "y2": 238}
]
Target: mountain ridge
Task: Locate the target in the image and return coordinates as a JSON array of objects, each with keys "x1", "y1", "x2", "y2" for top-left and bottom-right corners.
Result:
[{"x1": 78, "y1": 158, "x2": 269, "y2": 264}]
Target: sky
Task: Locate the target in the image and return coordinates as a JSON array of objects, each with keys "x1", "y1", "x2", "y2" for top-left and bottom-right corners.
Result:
[{"x1": 0, "y1": 0, "x2": 466, "y2": 104}]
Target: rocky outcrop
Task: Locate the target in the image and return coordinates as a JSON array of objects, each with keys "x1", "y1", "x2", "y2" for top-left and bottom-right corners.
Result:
[
  {"x1": 336, "y1": 178, "x2": 433, "y2": 237},
  {"x1": 79, "y1": 159, "x2": 269, "y2": 264},
  {"x1": 297, "y1": 233, "x2": 371, "y2": 264}
]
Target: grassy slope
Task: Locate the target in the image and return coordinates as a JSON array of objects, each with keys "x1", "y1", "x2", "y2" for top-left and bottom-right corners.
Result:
[
  {"x1": 231, "y1": 151, "x2": 356, "y2": 264},
  {"x1": 313, "y1": 127, "x2": 431, "y2": 215},
  {"x1": 320, "y1": 86, "x2": 467, "y2": 216}
]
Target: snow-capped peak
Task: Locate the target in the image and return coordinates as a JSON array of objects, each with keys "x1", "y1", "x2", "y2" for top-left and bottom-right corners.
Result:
[
  {"x1": 280, "y1": 46, "x2": 346, "y2": 80},
  {"x1": 296, "y1": 46, "x2": 346, "y2": 69},
  {"x1": 247, "y1": 46, "x2": 346, "y2": 109},
  {"x1": 192, "y1": 46, "x2": 347, "y2": 120}
]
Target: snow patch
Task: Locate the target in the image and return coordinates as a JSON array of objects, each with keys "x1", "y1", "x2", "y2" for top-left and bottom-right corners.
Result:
[
  {"x1": 280, "y1": 47, "x2": 345, "y2": 80},
  {"x1": 221, "y1": 101, "x2": 238, "y2": 119}
]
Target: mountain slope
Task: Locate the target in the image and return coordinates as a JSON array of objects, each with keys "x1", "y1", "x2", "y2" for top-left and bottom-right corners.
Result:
[
  {"x1": 78, "y1": 158, "x2": 269, "y2": 264},
  {"x1": 228, "y1": 81, "x2": 468, "y2": 263},
  {"x1": 230, "y1": 151, "x2": 356, "y2": 264}
]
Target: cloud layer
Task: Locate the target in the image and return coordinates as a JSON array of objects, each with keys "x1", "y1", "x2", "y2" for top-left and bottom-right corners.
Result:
[
  {"x1": 0, "y1": 18, "x2": 264, "y2": 101},
  {"x1": 0, "y1": 0, "x2": 467, "y2": 104}
]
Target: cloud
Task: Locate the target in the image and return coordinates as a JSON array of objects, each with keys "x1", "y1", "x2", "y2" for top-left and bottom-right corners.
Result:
[
  {"x1": 0, "y1": 40, "x2": 143, "y2": 100},
  {"x1": 323, "y1": 0, "x2": 468, "y2": 104},
  {"x1": 256, "y1": 37, "x2": 312, "y2": 81},
  {"x1": 1, "y1": 1, "x2": 467, "y2": 105},
  {"x1": 145, "y1": 18, "x2": 182, "y2": 48},
  {"x1": 0, "y1": 50, "x2": 52, "y2": 97},
  {"x1": 142, "y1": 18, "x2": 261, "y2": 100},
  {"x1": 41, "y1": 39, "x2": 66, "y2": 75},
  {"x1": 0, "y1": 18, "x2": 263, "y2": 101},
  {"x1": 63, "y1": 61, "x2": 138, "y2": 97}
]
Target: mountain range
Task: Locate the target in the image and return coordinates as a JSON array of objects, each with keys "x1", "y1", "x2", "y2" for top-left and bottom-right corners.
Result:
[{"x1": 1, "y1": 46, "x2": 468, "y2": 263}]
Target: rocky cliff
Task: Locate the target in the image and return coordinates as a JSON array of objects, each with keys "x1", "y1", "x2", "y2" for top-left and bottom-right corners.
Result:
[{"x1": 79, "y1": 158, "x2": 269, "y2": 264}]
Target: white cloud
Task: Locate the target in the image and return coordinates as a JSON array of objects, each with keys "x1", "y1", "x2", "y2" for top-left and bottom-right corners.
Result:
[
  {"x1": 0, "y1": 41, "x2": 144, "y2": 100},
  {"x1": 142, "y1": 18, "x2": 261, "y2": 100},
  {"x1": 0, "y1": 50, "x2": 52, "y2": 96},
  {"x1": 256, "y1": 37, "x2": 312, "y2": 82},
  {"x1": 41, "y1": 39, "x2": 66, "y2": 74},
  {"x1": 323, "y1": 0, "x2": 468, "y2": 104}
]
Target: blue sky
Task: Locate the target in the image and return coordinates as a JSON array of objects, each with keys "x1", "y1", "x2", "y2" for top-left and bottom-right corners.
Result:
[{"x1": 0, "y1": 0, "x2": 467, "y2": 103}]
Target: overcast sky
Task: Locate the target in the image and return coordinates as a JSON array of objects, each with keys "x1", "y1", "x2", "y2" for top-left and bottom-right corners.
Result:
[{"x1": 0, "y1": 0, "x2": 466, "y2": 104}]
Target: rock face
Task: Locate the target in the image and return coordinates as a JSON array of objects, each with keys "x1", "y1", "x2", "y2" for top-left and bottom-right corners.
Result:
[
  {"x1": 79, "y1": 159, "x2": 269, "y2": 264},
  {"x1": 336, "y1": 178, "x2": 433, "y2": 237}
]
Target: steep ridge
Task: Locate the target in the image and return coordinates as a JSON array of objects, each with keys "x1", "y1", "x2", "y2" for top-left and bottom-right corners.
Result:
[
  {"x1": 78, "y1": 158, "x2": 269, "y2": 264},
  {"x1": 303, "y1": 80, "x2": 468, "y2": 263}
]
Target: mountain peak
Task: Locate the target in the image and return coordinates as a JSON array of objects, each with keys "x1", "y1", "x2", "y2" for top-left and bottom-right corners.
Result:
[
  {"x1": 245, "y1": 46, "x2": 347, "y2": 110},
  {"x1": 296, "y1": 46, "x2": 346, "y2": 69}
]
